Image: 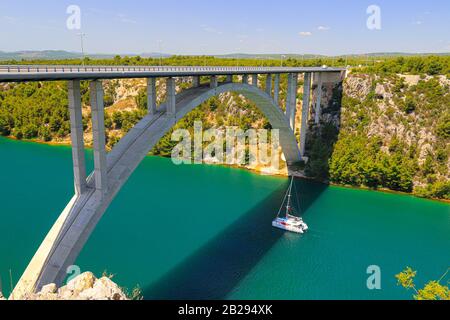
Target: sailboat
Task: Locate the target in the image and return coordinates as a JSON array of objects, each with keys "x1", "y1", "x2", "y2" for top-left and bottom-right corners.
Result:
[{"x1": 272, "y1": 177, "x2": 308, "y2": 234}]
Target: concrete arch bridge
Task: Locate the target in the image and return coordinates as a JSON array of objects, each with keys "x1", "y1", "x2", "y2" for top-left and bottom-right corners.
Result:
[{"x1": 0, "y1": 65, "x2": 345, "y2": 298}]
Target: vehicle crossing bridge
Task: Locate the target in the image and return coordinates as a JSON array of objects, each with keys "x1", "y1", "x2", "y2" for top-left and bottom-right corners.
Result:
[{"x1": 0, "y1": 65, "x2": 345, "y2": 299}]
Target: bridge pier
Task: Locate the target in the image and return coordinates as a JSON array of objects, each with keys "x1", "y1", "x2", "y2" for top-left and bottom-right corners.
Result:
[
  {"x1": 210, "y1": 75, "x2": 218, "y2": 88},
  {"x1": 299, "y1": 72, "x2": 312, "y2": 158},
  {"x1": 242, "y1": 74, "x2": 249, "y2": 84},
  {"x1": 193, "y1": 76, "x2": 200, "y2": 87},
  {"x1": 285, "y1": 73, "x2": 298, "y2": 130},
  {"x1": 90, "y1": 81, "x2": 108, "y2": 196},
  {"x1": 314, "y1": 73, "x2": 323, "y2": 124},
  {"x1": 226, "y1": 75, "x2": 233, "y2": 83},
  {"x1": 166, "y1": 77, "x2": 176, "y2": 116},
  {"x1": 274, "y1": 74, "x2": 280, "y2": 103},
  {"x1": 252, "y1": 74, "x2": 258, "y2": 87},
  {"x1": 68, "y1": 80, "x2": 87, "y2": 195},
  {"x1": 265, "y1": 74, "x2": 272, "y2": 95},
  {"x1": 147, "y1": 78, "x2": 157, "y2": 114}
]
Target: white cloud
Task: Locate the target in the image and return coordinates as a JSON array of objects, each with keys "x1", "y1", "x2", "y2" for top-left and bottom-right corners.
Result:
[
  {"x1": 318, "y1": 26, "x2": 330, "y2": 31},
  {"x1": 1, "y1": 16, "x2": 17, "y2": 24},
  {"x1": 117, "y1": 14, "x2": 137, "y2": 24},
  {"x1": 299, "y1": 31, "x2": 312, "y2": 37},
  {"x1": 413, "y1": 20, "x2": 423, "y2": 25},
  {"x1": 200, "y1": 24, "x2": 223, "y2": 35},
  {"x1": 237, "y1": 34, "x2": 249, "y2": 43}
]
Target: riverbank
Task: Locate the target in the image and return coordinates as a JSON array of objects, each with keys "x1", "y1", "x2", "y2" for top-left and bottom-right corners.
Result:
[
  {"x1": 1, "y1": 135, "x2": 449, "y2": 203},
  {"x1": 0, "y1": 135, "x2": 448, "y2": 204}
]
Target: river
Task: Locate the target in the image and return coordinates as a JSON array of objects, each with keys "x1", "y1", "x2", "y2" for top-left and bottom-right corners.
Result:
[{"x1": 0, "y1": 136, "x2": 448, "y2": 299}]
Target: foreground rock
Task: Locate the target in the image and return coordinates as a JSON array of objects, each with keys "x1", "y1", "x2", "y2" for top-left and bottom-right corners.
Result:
[{"x1": 19, "y1": 272, "x2": 129, "y2": 300}]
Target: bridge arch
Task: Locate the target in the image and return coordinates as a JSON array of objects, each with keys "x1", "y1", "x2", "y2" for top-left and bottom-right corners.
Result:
[
  {"x1": 12, "y1": 80, "x2": 301, "y2": 298},
  {"x1": 170, "y1": 82, "x2": 301, "y2": 164}
]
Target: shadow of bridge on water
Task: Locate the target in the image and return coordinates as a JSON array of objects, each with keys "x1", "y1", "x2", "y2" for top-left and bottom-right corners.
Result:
[{"x1": 143, "y1": 178, "x2": 328, "y2": 300}]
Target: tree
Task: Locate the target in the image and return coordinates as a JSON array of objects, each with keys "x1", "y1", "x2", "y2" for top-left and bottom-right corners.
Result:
[
  {"x1": 426, "y1": 59, "x2": 443, "y2": 75},
  {"x1": 402, "y1": 96, "x2": 416, "y2": 114},
  {"x1": 436, "y1": 114, "x2": 450, "y2": 139},
  {"x1": 396, "y1": 267, "x2": 450, "y2": 300},
  {"x1": 134, "y1": 89, "x2": 147, "y2": 110}
]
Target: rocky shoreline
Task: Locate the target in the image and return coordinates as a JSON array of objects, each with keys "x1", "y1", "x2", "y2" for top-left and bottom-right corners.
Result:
[{"x1": 3, "y1": 272, "x2": 134, "y2": 300}]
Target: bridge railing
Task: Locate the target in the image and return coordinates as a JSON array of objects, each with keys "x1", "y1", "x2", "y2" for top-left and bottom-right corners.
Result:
[{"x1": 0, "y1": 65, "x2": 323, "y2": 74}]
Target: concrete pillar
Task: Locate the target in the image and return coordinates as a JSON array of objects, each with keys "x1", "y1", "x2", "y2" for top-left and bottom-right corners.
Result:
[
  {"x1": 166, "y1": 77, "x2": 176, "y2": 116},
  {"x1": 286, "y1": 73, "x2": 298, "y2": 130},
  {"x1": 274, "y1": 74, "x2": 280, "y2": 104},
  {"x1": 285, "y1": 73, "x2": 292, "y2": 117},
  {"x1": 315, "y1": 73, "x2": 323, "y2": 124},
  {"x1": 252, "y1": 74, "x2": 258, "y2": 87},
  {"x1": 226, "y1": 75, "x2": 233, "y2": 83},
  {"x1": 265, "y1": 74, "x2": 272, "y2": 95},
  {"x1": 147, "y1": 78, "x2": 157, "y2": 115},
  {"x1": 89, "y1": 81, "x2": 108, "y2": 196},
  {"x1": 68, "y1": 80, "x2": 87, "y2": 195},
  {"x1": 242, "y1": 74, "x2": 249, "y2": 84},
  {"x1": 210, "y1": 75, "x2": 218, "y2": 88},
  {"x1": 193, "y1": 76, "x2": 200, "y2": 87},
  {"x1": 300, "y1": 72, "x2": 312, "y2": 157}
]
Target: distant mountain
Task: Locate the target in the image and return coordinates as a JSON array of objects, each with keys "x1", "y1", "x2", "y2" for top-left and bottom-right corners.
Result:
[
  {"x1": 0, "y1": 50, "x2": 172, "y2": 61},
  {"x1": 0, "y1": 50, "x2": 448, "y2": 61},
  {"x1": 340, "y1": 52, "x2": 450, "y2": 57},
  {"x1": 140, "y1": 52, "x2": 172, "y2": 58},
  {"x1": 214, "y1": 53, "x2": 327, "y2": 60},
  {"x1": 0, "y1": 50, "x2": 83, "y2": 60},
  {"x1": 215, "y1": 52, "x2": 450, "y2": 59}
]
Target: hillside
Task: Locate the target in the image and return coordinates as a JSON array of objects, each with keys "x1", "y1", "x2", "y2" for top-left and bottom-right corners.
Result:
[{"x1": 330, "y1": 72, "x2": 449, "y2": 199}]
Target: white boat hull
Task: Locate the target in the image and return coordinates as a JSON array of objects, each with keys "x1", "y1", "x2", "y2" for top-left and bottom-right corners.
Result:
[{"x1": 272, "y1": 220, "x2": 304, "y2": 234}]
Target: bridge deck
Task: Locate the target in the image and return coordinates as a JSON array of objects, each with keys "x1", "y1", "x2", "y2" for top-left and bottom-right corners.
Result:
[{"x1": 0, "y1": 65, "x2": 345, "y2": 82}]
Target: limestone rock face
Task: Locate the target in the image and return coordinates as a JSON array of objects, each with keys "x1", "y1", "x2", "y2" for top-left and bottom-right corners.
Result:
[
  {"x1": 40, "y1": 283, "x2": 57, "y2": 294},
  {"x1": 66, "y1": 271, "x2": 96, "y2": 294},
  {"x1": 79, "y1": 277, "x2": 127, "y2": 300},
  {"x1": 12, "y1": 272, "x2": 130, "y2": 300}
]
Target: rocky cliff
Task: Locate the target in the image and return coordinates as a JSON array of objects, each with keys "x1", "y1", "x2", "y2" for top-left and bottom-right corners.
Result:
[{"x1": 324, "y1": 71, "x2": 449, "y2": 198}]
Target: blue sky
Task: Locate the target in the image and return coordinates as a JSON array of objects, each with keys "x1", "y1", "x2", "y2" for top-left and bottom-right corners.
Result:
[{"x1": 0, "y1": 0, "x2": 449, "y2": 55}]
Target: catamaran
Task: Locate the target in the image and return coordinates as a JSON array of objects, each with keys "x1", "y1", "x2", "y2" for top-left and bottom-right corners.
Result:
[{"x1": 272, "y1": 177, "x2": 308, "y2": 234}]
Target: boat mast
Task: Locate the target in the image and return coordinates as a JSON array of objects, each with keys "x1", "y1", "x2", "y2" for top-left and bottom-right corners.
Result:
[{"x1": 285, "y1": 177, "x2": 293, "y2": 217}]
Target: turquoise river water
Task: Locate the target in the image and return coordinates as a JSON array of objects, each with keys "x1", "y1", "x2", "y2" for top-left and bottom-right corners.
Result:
[{"x1": 0, "y1": 136, "x2": 448, "y2": 299}]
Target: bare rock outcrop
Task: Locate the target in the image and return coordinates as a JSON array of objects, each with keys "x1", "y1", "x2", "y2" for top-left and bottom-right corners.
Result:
[{"x1": 18, "y1": 272, "x2": 129, "y2": 300}]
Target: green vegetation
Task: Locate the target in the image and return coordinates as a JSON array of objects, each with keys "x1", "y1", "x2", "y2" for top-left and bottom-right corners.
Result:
[
  {"x1": 361, "y1": 56, "x2": 450, "y2": 76},
  {"x1": 322, "y1": 73, "x2": 449, "y2": 199},
  {"x1": 0, "y1": 81, "x2": 71, "y2": 141},
  {"x1": 396, "y1": 267, "x2": 449, "y2": 300},
  {"x1": 329, "y1": 134, "x2": 416, "y2": 193}
]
